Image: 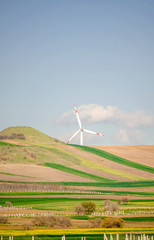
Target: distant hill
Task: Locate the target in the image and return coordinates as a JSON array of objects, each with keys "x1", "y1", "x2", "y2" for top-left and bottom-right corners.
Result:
[
  {"x1": 0, "y1": 126, "x2": 154, "y2": 187},
  {"x1": 0, "y1": 126, "x2": 60, "y2": 145}
]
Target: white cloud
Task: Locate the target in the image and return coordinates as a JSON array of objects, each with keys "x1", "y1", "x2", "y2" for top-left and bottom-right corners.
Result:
[
  {"x1": 58, "y1": 104, "x2": 154, "y2": 145},
  {"x1": 113, "y1": 128, "x2": 145, "y2": 145},
  {"x1": 59, "y1": 104, "x2": 154, "y2": 128}
]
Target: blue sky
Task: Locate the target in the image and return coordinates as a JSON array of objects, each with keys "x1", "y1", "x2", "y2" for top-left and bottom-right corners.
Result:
[{"x1": 0, "y1": 0, "x2": 154, "y2": 146}]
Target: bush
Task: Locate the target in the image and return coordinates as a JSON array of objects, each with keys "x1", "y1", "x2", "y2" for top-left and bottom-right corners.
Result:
[
  {"x1": 5, "y1": 201, "x2": 12, "y2": 207},
  {"x1": 104, "y1": 200, "x2": 119, "y2": 212},
  {"x1": 81, "y1": 201, "x2": 96, "y2": 214},
  {"x1": 0, "y1": 216, "x2": 8, "y2": 224},
  {"x1": 30, "y1": 152, "x2": 37, "y2": 159},
  {"x1": 32, "y1": 215, "x2": 71, "y2": 228},
  {"x1": 17, "y1": 134, "x2": 26, "y2": 140},
  {"x1": 56, "y1": 216, "x2": 72, "y2": 227},
  {"x1": 75, "y1": 205, "x2": 85, "y2": 216},
  {"x1": 122, "y1": 197, "x2": 129, "y2": 204},
  {"x1": 81, "y1": 222, "x2": 92, "y2": 228},
  {"x1": 32, "y1": 216, "x2": 50, "y2": 226},
  {"x1": 89, "y1": 218, "x2": 102, "y2": 228},
  {"x1": 8, "y1": 133, "x2": 26, "y2": 140},
  {"x1": 0, "y1": 135, "x2": 8, "y2": 139},
  {"x1": 23, "y1": 223, "x2": 33, "y2": 230},
  {"x1": 101, "y1": 217, "x2": 124, "y2": 228}
]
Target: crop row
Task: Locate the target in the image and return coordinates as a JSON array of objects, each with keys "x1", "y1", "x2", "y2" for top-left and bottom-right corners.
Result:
[
  {"x1": 44, "y1": 162, "x2": 112, "y2": 182},
  {"x1": 74, "y1": 145, "x2": 154, "y2": 174},
  {"x1": 57, "y1": 180, "x2": 154, "y2": 188},
  {"x1": 0, "y1": 228, "x2": 154, "y2": 236},
  {"x1": 0, "y1": 190, "x2": 153, "y2": 196}
]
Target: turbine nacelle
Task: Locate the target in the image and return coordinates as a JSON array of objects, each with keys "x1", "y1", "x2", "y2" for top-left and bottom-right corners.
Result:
[{"x1": 67, "y1": 104, "x2": 104, "y2": 146}]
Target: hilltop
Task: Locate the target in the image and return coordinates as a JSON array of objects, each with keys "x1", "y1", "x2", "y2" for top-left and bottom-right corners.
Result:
[
  {"x1": 0, "y1": 126, "x2": 61, "y2": 145},
  {"x1": 0, "y1": 126, "x2": 154, "y2": 188}
]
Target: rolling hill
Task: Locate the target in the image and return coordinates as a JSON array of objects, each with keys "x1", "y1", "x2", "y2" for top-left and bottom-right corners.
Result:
[{"x1": 0, "y1": 126, "x2": 154, "y2": 188}]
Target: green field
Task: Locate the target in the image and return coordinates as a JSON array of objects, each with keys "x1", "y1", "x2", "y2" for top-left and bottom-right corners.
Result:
[
  {"x1": 44, "y1": 162, "x2": 113, "y2": 182},
  {"x1": 54, "y1": 180, "x2": 154, "y2": 188},
  {"x1": 0, "y1": 126, "x2": 154, "y2": 184},
  {"x1": 0, "y1": 189, "x2": 154, "y2": 197},
  {"x1": 1, "y1": 197, "x2": 154, "y2": 210},
  {"x1": 0, "y1": 229, "x2": 154, "y2": 237},
  {"x1": 74, "y1": 145, "x2": 154, "y2": 174}
]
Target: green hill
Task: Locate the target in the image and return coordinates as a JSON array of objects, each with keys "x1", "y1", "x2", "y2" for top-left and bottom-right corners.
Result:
[
  {"x1": 0, "y1": 126, "x2": 61, "y2": 144},
  {"x1": 0, "y1": 126, "x2": 154, "y2": 188}
]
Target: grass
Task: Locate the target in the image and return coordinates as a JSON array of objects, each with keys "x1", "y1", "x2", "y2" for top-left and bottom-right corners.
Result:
[
  {"x1": 74, "y1": 145, "x2": 154, "y2": 174},
  {"x1": 44, "y1": 162, "x2": 113, "y2": 182},
  {"x1": 0, "y1": 172, "x2": 34, "y2": 178},
  {"x1": 0, "y1": 190, "x2": 153, "y2": 197},
  {"x1": 54, "y1": 180, "x2": 154, "y2": 188},
  {"x1": 0, "y1": 126, "x2": 59, "y2": 144},
  {"x1": 1, "y1": 180, "x2": 154, "y2": 188},
  {"x1": 40, "y1": 146, "x2": 141, "y2": 181},
  {"x1": 0, "y1": 197, "x2": 103, "y2": 210},
  {"x1": 0, "y1": 235, "x2": 153, "y2": 240},
  {"x1": 0, "y1": 192, "x2": 99, "y2": 196},
  {"x1": 0, "y1": 141, "x2": 20, "y2": 147},
  {"x1": 1, "y1": 197, "x2": 154, "y2": 210},
  {"x1": 122, "y1": 217, "x2": 154, "y2": 221},
  {"x1": 1, "y1": 179, "x2": 154, "y2": 189},
  {"x1": 0, "y1": 127, "x2": 153, "y2": 184},
  {"x1": 71, "y1": 216, "x2": 154, "y2": 222},
  {"x1": 95, "y1": 190, "x2": 154, "y2": 197},
  {"x1": 74, "y1": 149, "x2": 145, "y2": 181}
]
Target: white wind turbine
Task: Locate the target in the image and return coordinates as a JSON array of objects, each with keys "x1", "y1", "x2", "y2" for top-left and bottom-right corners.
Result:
[{"x1": 67, "y1": 104, "x2": 104, "y2": 145}]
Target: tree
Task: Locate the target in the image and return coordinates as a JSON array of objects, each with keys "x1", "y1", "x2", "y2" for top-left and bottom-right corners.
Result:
[
  {"x1": 101, "y1": 217, "x2": 124, "y2": 228},
  {"x1": 6, "y1": 201, "x2": 12, "y2": 207},
  {"x1": 122, "y1": 197, "x2": 128, "y2": 205},
  {"x1": 32, "y1": 215, "x2": 71, "y2": 228},
  {"x1": 104, "y1": 200, "x2": 119, "y2": 212},
  {"x1": 56, "y1": 216, "x2": 72, "y2": 227},
  {"x1": 0, "y1": 216, "x2": 8, "y2": 224},
  {"x1": 81, "y1": 201, "x2": 96, "y2": 214},
  {"x1": 89, "y1": 218, "x2": 102, "y2": 228},
  {"x1": 75, "y1": 204, "x2": 85, "y2": 216}
]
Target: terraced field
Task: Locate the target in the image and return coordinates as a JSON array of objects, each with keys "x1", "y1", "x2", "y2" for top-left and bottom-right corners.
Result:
[
  {"x1": 0, "y1": 126, "x2": 153, "y2": 232},
  {"x1": 0, "y1": 127, "x2": 154, "y2": 187}
]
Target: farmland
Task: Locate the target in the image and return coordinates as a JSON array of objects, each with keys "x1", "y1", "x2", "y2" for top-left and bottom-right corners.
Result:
[{"x1": 0, "y1": 126, "x2": 154, "y2": 235}]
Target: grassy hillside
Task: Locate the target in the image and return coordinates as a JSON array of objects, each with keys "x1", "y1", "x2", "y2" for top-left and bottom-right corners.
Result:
[
  {"x1": 0, "y1": 126, "x2": 154, "y2": 186},
  {"x1": 0, "y1": 126, "x2": 60, "y2": 144}
]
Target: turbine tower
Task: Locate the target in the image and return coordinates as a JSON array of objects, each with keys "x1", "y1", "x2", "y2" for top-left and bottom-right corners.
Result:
[{"x1": 67, "y1": 104, "x2": 104, "y2": 145}]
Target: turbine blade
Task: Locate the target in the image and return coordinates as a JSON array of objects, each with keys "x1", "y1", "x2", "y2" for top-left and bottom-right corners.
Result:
[
  {"x1": 83, "y1": 129, "x2": 104, "y2": 136},
  {"x1": 80, "y1": 131, "x2": 83, "y2": 145},
  {"x1": 67, "y1": 129, "x2": 80, "y2": 144},
  {"x1": 74, "y1": 104, "x2": 82, "y2": 128}
]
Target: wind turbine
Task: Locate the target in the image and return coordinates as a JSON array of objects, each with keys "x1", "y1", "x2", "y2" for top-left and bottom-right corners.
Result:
[{"x1": 67, "y1": 104, "x2": 104, "y2": 145}]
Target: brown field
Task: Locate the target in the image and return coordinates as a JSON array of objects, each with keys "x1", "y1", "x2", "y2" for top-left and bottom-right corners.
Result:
[
  {"x1": 0, "y1": 207, "x2": 153, "y2": 230},
  {"x1": 97, "y1": 145, "x2": 154, "y2": 167},
  {"x1": 0, "y1": 164, "x2": 93, "y2": 182},
  {"x1": 59, "y1": 144, "x2": 154, "y2": 180},
  {"x1": 0, "y1": 143, "x2": 154, "y2": 183},
  {"x1": 0, "y1": 218, "x2": 153, "y2": 229}
]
